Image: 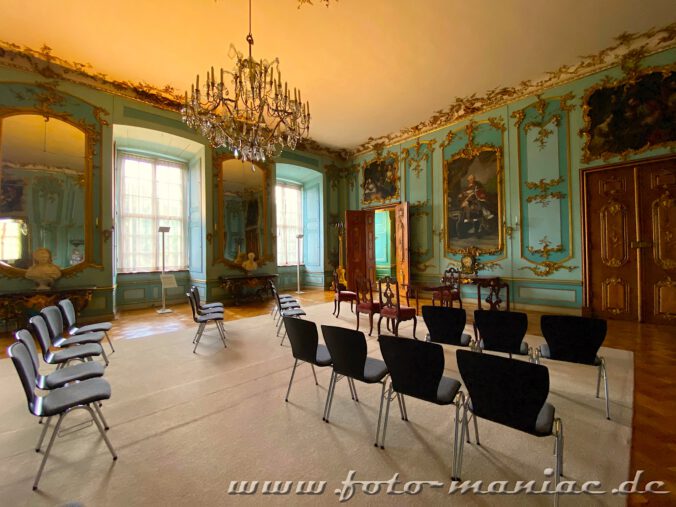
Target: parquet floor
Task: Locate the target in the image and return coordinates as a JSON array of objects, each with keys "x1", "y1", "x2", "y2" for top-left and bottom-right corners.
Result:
[{"x1": 1, "y1": 289, "x2": 673, "y2": 504}]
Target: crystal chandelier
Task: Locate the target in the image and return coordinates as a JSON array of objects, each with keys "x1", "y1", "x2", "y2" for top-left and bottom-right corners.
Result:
[{"x1": 182, "y1": 0, "x2": 310, "y2": 164}]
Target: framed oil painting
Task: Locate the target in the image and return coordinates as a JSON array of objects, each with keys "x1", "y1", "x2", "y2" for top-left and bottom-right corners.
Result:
[
  {"x1": 361, "y1": 153, "x2": 400, "y2": 205},
  {"x1": 444, "y1": 147, "x2": 503, "y2": 254},
  {"x1": 582, "y1": 69, "x2": 676, "y2": 162}
]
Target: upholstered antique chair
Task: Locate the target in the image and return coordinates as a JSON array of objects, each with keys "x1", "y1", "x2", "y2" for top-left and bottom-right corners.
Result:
[
  {"x1": 432, "y1": 267, "x2": 463, "y2": 308},
  {"x1": 355, "y1": 277, "x2": 381, "y2": 336},
  {"x1": 377, "y1": 276, "x2": 417, "y2": 338},
  {"x1": 476, "y1": 277, "x2": 510, "y2": 311},
  {"x1": 332, "y1": 270, "x2": 357, "y2": 318}
]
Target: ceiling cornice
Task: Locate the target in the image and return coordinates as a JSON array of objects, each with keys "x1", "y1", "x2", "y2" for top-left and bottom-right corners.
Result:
[{"x1": 350, "y1": 22, "x2": 676, "y2": 157}]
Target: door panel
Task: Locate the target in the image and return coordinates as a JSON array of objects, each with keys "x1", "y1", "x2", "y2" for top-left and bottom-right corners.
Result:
[
  {"x1": 584, "y1": 156, "x2": 675, "y2": 324},
  {"x1": 586, "y1": 167, "x2": 639, "y2": 320},
  {"x1": 395, "y1": 202, "x2": 410, "y2": 288},
  {"x1": 345, "y1": 210, "x2": 366, "y2": 291},
  {"x1": 638, "y1": 160, "x2": 676, "y2": 324},
  {"x1": 365, "y1": 210, "x2": 376, "y2": 283}
]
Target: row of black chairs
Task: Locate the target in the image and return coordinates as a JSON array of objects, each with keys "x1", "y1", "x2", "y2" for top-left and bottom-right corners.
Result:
[
  {"x1": 7, "y1": 298, "x2": 117, "y2": 490},
  {"x1": 269, "y1": 281, "x2": 306, "y2": 345},
  {"x1": 423, "y1": 306, "x2": 611, "y2": 419},
  {"x1": 281, "y1": 316, "x2": 564, "y2": 483},
  {"x1": 186, "y1": 286, "x2": 227, "y2": 353}
]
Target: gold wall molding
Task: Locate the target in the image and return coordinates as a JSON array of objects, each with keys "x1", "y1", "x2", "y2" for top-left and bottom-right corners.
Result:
[
  {"x1": 524, "y1": 177, "x2": 566, "y2": 206},
  {"x1": 351, "y1": 23, "x2": 675, "y2": 157},
  {"x1": 527, "y1": 236, "x2": 564, "y2": 259},
  {"x1": 325, "y1": 163, "x2": 358, "y2": 190},
  {"x1": 401, "y1": 138, "x2": 436, "y2": 177}
]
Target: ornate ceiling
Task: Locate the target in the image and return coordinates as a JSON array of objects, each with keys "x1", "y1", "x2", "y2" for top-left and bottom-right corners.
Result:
[{"x1": 0, "y1": 0, "x2": 674, "y2": 155}]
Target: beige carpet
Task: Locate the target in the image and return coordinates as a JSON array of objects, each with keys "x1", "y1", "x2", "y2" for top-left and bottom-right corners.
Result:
[{"x1": 0, "y1": 303, "x2": 633, "y2": 506}]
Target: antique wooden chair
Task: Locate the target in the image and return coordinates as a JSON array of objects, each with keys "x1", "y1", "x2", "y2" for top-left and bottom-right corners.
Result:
[
  {"x1": 377, "y1": 276, "x2": 417, "y2": 338},
  {"x1": 333, "y1": 270, "x2": 357, "y2": 318},
  {"x1": 432, "y1": 267, "x2": 463, "y2": 308},
  {"x1": 476, "y1": 277, "x2": 510, "y2": 311},
  {"x1": 355, "y1": 277, "x2": 381, "y2": 336}
]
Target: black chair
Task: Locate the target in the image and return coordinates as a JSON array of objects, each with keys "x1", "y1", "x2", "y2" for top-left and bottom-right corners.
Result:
[
  {"x1": 321, "y1": 325, "x2": 388, "y2": 436},
  {"x1": 29, "y1": 314, "x2": 106, "y2": 368},
  {"x1": 377, "y1": 335, "x2": 464, "y2": 476},
  {"x1": 8, "y1": 341, "x2": 117, "y2": 491},
  {"x1": 58, "y1": 298, "x2": 115, "y2": 353},
  {"x1": 268, "y1": 280, "x2": 297, "y2": 320},
  {"x1": 422, "y1": 306, "x2": 472, "y2": 347},
  {"x1": 283, "y1": 317, "x2": 332, "y2": 402},
  {"x1": 15, "y1": 329, "x2": 105, "y2": 390},
  {"x1": 456, "y1": 349, "x2": 563, "y2": 483},
  {"x1": 538, "y1": 315, "x2": 611, "y2": 419},
  {"x1": 41, "y1": 306, "x2": 110, "y2": 365},
  {"x1": 272, "y1": 284, "x2": 305, "y2": 344},
  {"x1": 186, "y1": 292, "x2": 227, "y2": 353},
  {"x1": 473, "y1": 309, "x2": 530, "y2": 359},
  {"x1": 190, "y1": 286, "x2": 224, "y2": 315}
]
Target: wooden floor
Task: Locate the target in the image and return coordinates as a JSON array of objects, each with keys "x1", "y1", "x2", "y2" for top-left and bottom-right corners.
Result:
[{"x1": 1, "y1": 289, "x2": 673, "y2": 503}]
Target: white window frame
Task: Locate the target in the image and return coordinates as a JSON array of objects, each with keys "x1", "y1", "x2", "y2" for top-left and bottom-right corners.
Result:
[
  {"x1": 117, "y1": 151, "x2": 188, "y2": 273},
  {"x1": 275, "y1": 181, "x2": 303, "y2": 267}
]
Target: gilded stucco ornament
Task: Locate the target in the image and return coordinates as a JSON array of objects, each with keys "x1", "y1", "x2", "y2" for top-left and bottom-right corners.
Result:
[
  {"x1": 525, "y1": 177, "x2": 566, "y2": 206},
  {"x1": 401, "y1": 139, "x2": 435, "y2": 178},
  {"x1": 520, "y1": 237, "x2": 577, "y2": 277}
]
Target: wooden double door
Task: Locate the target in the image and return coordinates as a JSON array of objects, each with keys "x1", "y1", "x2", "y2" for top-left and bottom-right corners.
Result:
[
  {"x1": 583, "y1": 156, "x2": 675, "y2": 324},
  {"x1": 344, "y1": 202, "x2": 410, "y2": 291}
]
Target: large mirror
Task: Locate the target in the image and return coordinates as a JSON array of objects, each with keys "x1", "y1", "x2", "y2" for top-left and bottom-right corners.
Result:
[
  {"x1": 0, "y1": 114, "x2": 88, "y2": 274},
  {"x1": 215, "y1": 156, "x2": 271, "y2": 270}
]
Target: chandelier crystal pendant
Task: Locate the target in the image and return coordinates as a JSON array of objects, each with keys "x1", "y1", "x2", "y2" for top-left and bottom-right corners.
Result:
[{"x1": 181, "y1": 0, "x2": 310, "y2": 164}]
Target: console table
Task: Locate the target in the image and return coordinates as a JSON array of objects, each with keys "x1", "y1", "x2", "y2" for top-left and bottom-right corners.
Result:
[
  {"x1": 0, "y1": 286, "x2": 95, "y2": 330},
  {"x1": 218, "y1": 274, "x2": 278, "y2": 306}
]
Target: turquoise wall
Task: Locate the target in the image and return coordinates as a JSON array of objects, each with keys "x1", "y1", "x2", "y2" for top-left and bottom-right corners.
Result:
[{"x1": 335, "y1": 47, "x2": 676, "y2": 311}]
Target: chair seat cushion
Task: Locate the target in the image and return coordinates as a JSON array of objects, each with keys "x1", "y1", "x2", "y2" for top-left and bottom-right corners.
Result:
[
  {"x1": 539, "y1": 344, "x2": 602, "y2": 366},
  {"x1": 48, "y1": 343, "x2": 103, "y2": 364},
  {"x1": 197, "y1": 312, "x2": 223, "y2": 323},
  {"x1": 436, "y1": 376, "x2": 462, "y2": 404},
  {"x1": 201, "y1": 302, "x2": 224, "y2": 309},
  {"x1": 534, "y1": 402, "x2": 555, "y2": 435},
  {"x1": 460, "y1": 333, "x2": 472, "y2": 347},
  {"x1": 281, "y1": 309, "x2": 306, "y2": 317},
  {"x1": 357, "y1": 302, "x2": 380, "y2": 313},
  {"x1": 71, "y1": 322, "x2": 113, "y2": 335},
  {"x1": 315, "y1": 344, "x2": 332, "y2": 366},
  {"x1": 55, "y1": 331, "x2": 105, "y2": 347},
  {"x1": 280, "y1": 301, "x2": 300, "y2": 309},
  {"x1": 479, "y1": 339, "x2": 529, "y2": 355},
  {"x1": 363, "y1": 357, "x2": 388, "y2": 383},
  {"x1": 279, "y1": 294, "x2": 295, "y2": 301},
  {"x1": 380, "y1": 306, "x2": 416, "y2": 320},
  {"x1": 38, "y1": 378, "x2": 112, "y2": 417},
  {"x1": 39, "y1": 361, "x2": 105, "y2": 390},
  {"x1": 336, "y1": 291, "x2": 357, "y2": 301}
]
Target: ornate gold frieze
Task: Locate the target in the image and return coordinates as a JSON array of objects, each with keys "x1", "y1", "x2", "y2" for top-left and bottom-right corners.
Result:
[
  {"x1": 519, "y1": 261, "x2": 577, "y2": 277},
  {"x1": 525, "y1": 177, "x2": 566, "y2": 206},
  {"x1": 401, "y1": 138, "x2": 436, "y2": 178},
  {"x1": 487, "y1": 116, "x2": 506, "y2": 133},
  {"x1": 297, "y1": 0, "x2": 336, "y2": 7},
  {"x1": 352, "y1": 23, "x2": 676, "y2": 156}
]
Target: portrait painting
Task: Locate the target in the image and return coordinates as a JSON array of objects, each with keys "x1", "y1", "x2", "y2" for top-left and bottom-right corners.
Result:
[
  {"x1": 0, "y1": 178, "x2": 25, "y2": 215},
  {"x1": 444, "y1": 149, "x2": 502, "y2": 253},
  {"x1": 361, "y1": 155, "x2": 399, "y2": 205},
  {"x1": 583, "y1": 70, "x2": 676, "y2": 161}
]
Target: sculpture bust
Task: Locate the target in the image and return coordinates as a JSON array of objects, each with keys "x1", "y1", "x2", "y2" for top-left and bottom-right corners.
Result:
[
  {"x1": 25, "y1": 247, "x2": 62, "y2": 290},
  {"x1": 241, "y1": 252, "x2": 258, "y2": 272}
]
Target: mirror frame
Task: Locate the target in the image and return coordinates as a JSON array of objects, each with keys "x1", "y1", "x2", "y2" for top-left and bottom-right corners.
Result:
[
  {"x1": 213, "y1": 151, "x2": 273, "y2": 270},
  {"x1": 0, "y1": 82, "x2": 106, "y2": 279}
]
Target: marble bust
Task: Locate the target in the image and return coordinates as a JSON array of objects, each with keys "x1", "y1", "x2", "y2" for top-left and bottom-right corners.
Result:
[
  {"x1": 25, "y1": 247, "x2": 62, "y2": 290},
  {"x1": 241, "y1": 252, "x2": 258, "y2": 272}
]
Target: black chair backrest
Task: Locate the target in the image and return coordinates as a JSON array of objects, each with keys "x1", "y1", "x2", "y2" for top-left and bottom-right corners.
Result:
[
  {"x1": 321, "y1": 325, "x2": 367, "y2": 380},
  {"x1": 58, "y1": 299, "x2": 77, "y2": 328},
  {"x1": 457, "y1": 349, "x2": 550, "y2": 435},
  {"x1": 8, "y1": 341, "x2": 38, "y2": 411},
  {"x1": 379, "y1": 335, "x2": 444, "y2": 403},
  {"x1": 41, "y1": 306, "x2": 65, "y2": 339},
  {"x1": 541, "y1": 315, "x2": 607, "y2": 365},
  {"x1": 15, "y1": 329, "x2": 41, "y2": 374},
  {"x1": 474, "y1": 309, "x2": 528, "y2": 354},
  {"x1": 186, "y1": 292, "x2": 199, "y2": 322},
  {"x1": 269, "y1": 282, "x2": 283, "y2": 308},
  {"x1": 284, "y1": 317, "x2": 321, "y2": 363},
  {"x1": 28, "y1": 315, "x2": 53, "y2": 357},
  {"x1": 422, "y1": 306, "x2": 467, "y2": 345}
]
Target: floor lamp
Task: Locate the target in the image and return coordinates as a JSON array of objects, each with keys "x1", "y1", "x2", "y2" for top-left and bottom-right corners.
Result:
[
  {"x1": 157, "y1": 226, "x2": 175, "y2": 314},
  {"x1": 296, "y1": 233, "x2": 304, "y2": 294}
]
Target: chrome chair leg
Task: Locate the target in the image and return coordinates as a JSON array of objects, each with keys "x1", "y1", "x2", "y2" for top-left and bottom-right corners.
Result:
[
  {"x1": 33, "y1": 413, "x2": 65, "y2": 490},
  {"x1": 451, "y1": 392, "x2": 465, "y2": 480},
  {"x1": 399, "y1": 393, "x2": 409, "y2": 421},
  {"x1": 325, "y1": 373, "x2": 339, "y2": 423},
  {"x1": 285, "y1": 359, "x2": 298, "y2": 402},
  {"x1": 104, "y1": 332, "x2": 115, "y2": 353},
  {"x1": 322, "y1": 371, "x2": 337, "y2": 422},
  {"x1": 455, "y1": 398, "x2": 469, "y2": 481},
  {"x1": 473, "y1": 409, "x2": 480, "y2": 445},
  {"x1": 380, "y1": 383, "x2": 394, "y2": 449},
  {"x1": 310, "y1": 364, "x2": 318, "y2": 385},
  {"x1": 348, "y1": 378, "x2": 359, "y2": 402},
  {"x1": 35, "y1": 416, "x2": 52, "y2": 452},
  {"x1": 374, "y1": 380, "x2": 387, "y2": 447},
  {"x1": 94, "y1": 403, "x2": 109, "y2": 430},
  {"x1": 101, "y1": 347, "x2": 109, "y2": 366},
  {"x1": 601, "y1": 358, "x2": 610, "y2": 420},
  {"x1": 85, "y1": 405, "x2": 117, "y2": 459}
]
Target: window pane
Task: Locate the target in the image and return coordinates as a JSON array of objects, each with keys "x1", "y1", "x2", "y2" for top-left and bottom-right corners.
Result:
[{"x1": 275, "y1": 183, "x2": 303, "y2": 266}]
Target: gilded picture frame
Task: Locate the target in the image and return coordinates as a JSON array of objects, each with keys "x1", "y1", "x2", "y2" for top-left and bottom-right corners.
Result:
[
  {"x1": 361, "y1": 152, "x2": 400, "y2": 206},
  {"x1": 443, "y1": 145, "x2": 504, "y2": 255},
  {"x1": 580, "y1": 66, "x2": 676, "y2": 163}
]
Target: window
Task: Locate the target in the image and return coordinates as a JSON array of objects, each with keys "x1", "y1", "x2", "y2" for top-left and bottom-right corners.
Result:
[
  {"x1": 275, "y1": 182, "x2": 303, "y2": 266},
  {"x1": 0, "y1": 219, "x2": 24, "y2": 262},
  {"x1": 117, "y1": 152, "x2": 187, "y2": 272}
]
